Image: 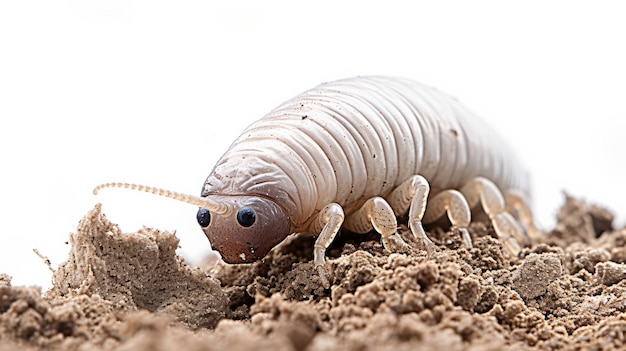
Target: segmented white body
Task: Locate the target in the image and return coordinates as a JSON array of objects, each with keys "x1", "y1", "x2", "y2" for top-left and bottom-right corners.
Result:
[{"x1": 202, "y1": 76, "x2": 529, "y2": 230}]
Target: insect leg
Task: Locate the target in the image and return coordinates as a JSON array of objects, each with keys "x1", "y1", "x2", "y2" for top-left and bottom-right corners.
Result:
[
  {"x1": 460, "y1": 177, "x2": 525, "y2": 254},
  {"x1": 385, "y1": 175, "x2": 435, "y2": 252},
  {"x1": 308, "y1": 203, "x2": 344, "y2": 288},
  {"x1": 344, "y1": 197, "x2": 411, "y2": 252},
  {"x1": 422, "y1": 190, "x2": 473, "y2": 249},
  {"x1": 504, "y1": 190, "x2": 540, "y2": 242}
]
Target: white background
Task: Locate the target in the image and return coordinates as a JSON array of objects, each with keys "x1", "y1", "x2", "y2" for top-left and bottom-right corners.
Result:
[{"x1": 1, "y1": 1, "x2": 625, "y2": 289}]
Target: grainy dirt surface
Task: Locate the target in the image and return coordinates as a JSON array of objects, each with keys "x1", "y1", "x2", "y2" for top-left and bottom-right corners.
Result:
[{"x1": 2, "y1": 195, "x2": 626, "y2": 350}]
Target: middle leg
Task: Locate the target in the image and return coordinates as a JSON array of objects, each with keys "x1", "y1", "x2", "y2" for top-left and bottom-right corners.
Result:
[{"x1": 343, "y1": 197, "x2": 411, "y2": 252}]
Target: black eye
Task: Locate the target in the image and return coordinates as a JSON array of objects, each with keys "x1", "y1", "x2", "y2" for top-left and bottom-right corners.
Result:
[
  {"x1": 237, "y1": 207, "x2": 256, "y2": 227},
  {"x1": 197, "y1": 208, "x2": 211, "y2": 227}
]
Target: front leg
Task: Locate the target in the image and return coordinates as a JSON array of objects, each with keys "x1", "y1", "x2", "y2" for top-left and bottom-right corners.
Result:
[{"x1": 308, "y1": 203, "x2": 345, "y2": 288}]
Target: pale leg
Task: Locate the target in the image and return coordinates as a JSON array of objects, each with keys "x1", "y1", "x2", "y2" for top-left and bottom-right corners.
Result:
[
  {"x1": 460, "y1": 177, "x2": 526, "y2": 254},
  {"x1": 504, "y1": 190, "x2": 540, "y2": 242},
  {"x1": 344, "y1": 197, "x2": 410, "y2": 252},
  {"x1": 308, "y1": 203, "x2": 344, "y2": 288},
  {"x1": 422, "y1": 189, "x2": 473, "y2": 249},
  {"x1": 385, "y1": 175, "x2": 435, "y2": 251}
]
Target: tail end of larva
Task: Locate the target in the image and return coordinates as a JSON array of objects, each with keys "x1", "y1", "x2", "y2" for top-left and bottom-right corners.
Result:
[{"x1": 93, "y1": 182, "x2": 230, "y2": 214}]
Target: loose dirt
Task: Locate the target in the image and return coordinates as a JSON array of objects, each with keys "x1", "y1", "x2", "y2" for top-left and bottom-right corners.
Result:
[{"x1": 2, "y1": 194, "x2": 626, "y2": 350}]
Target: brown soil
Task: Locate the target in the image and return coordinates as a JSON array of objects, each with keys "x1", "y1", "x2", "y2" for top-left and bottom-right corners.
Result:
[{"x1": 2, "y1": 195, "x2": 626, "y2": 350}]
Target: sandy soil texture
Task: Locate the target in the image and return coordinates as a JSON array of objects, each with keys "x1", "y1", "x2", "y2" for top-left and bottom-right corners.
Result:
[{"x1": 2, "y1": 195, "x2": 626, "y2": 350}]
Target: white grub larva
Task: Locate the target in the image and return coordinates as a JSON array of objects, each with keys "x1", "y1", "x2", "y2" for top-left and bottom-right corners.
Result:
[{"x1": 94, "y1": 76, "x2": 536, "y2": 288}]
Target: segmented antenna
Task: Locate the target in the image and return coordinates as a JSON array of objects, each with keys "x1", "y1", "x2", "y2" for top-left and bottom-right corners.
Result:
[{"x1": 93, "y1": 182, "x2": 230, "y2": 215}]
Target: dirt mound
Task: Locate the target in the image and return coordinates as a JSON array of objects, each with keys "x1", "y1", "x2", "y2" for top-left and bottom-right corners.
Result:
[{"x1": 2, "y1": 196, "x2": 626, "y2": 350}]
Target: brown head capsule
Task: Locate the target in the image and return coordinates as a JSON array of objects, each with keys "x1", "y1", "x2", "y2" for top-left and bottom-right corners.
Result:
[{"x1": 93, "y1": 183, "x2": 291, "y2": 263}]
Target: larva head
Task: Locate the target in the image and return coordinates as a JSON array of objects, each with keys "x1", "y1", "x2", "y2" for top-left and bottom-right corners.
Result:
[
  {"x1": 195, "y1": 195, "x2": 291, "y2": 263},
  {"x1": 93, "y1": 182, "x2": 291, "y2": 263}
]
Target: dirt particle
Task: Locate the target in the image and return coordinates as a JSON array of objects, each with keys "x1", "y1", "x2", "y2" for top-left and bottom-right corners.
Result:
[
  {"x1": 457, "y1": 275, "x2": 482, "y2": 311},
  {"x1": 595, "y1": 261, "x2": 626, "y2": 286},
  {"x1": 512, "y1": 253, "x2": 563, "y2": 301}
]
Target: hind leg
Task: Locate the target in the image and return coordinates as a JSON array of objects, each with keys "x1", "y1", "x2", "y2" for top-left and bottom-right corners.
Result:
[
  {"x1": 386, "y1": 175, "x2": 473, "y2": 251},
  {"x1": 505, "y1": 190, "x2": 541, "y2": 242},
  {"x1": 385, "y1": 175, "x2": 435, "y2": 251},
  {"x1": 421, "y1": 189, "x2": 473, "y2": 249},
  {"x1": 460, "y1": 177, "x2": 527, "y2": 254}
]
